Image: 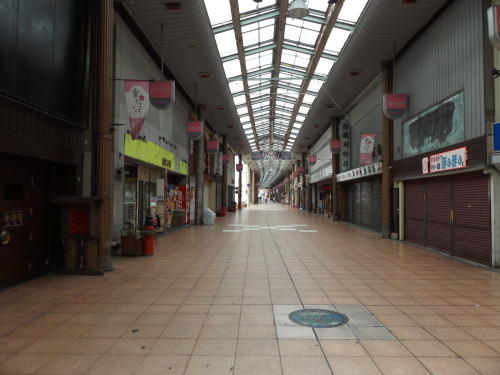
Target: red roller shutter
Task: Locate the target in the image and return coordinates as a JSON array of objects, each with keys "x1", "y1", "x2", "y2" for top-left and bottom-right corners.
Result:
[
  {"x1": 405, "y1": 180, "x2": 425, "y2": 246},
  {"x1": 452, "y1": 171, "x2": 490, "y2": 264},
  {"x1": 426, "y1": 176, "x2": 452, "y2": 254}
]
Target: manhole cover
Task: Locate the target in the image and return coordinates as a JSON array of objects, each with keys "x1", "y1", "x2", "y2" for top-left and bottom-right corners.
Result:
[{"x1": 289, "y1": 309, "x2": 348, "y2": 328}]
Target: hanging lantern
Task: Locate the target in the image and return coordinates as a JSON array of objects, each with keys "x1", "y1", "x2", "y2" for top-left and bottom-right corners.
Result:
[
  {"x1": 222, "y1": 154, "x2": 231, "y2": 165},
  {"x1": 236, "y1": 163, "x2": 243, "y2": 172},
  {"x1": 308, "y1": 155, "x2": 317, "y2": 165},
  {"x1": 298, "y1": 167, "x2": 305, "y2": 175},
  {"x1": 293, "y1": 171, "x2": 299, "y2": 178},
  {"x1": 206, "y1": 140, "x2": 218, "y2": 154},
  {"x1": 186, "y1": 121, "x2": 203, "y2": 140},
  {"x1": 330, "y1": 140, "x2": 341, "y2": 153}
]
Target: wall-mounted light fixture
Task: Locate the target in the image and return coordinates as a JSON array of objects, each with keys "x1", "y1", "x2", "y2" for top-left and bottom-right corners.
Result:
[{"x1": 117, "y1": 167, "x2": 130, "y2": 175}]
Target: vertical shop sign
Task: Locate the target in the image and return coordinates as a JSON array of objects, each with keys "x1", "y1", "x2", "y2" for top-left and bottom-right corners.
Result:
[{"x1": 339, "y1": 122, "x2": 351, "y2": 172}]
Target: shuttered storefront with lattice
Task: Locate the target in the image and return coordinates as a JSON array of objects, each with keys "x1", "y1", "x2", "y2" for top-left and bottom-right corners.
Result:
[{"x1": 404, "y1": 171, "x2": 490, "y2": 265}]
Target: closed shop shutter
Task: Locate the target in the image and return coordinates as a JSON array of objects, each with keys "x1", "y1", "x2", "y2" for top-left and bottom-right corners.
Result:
[
  {"x1": 361, "y1": 180, "x2": 372, "y2": 228},
  {"x1": 453, "y1": 171, "x2": 490, "y2": 264},
  {"x1": 405, "y1": 179, "x2": 425, "y2": 246},
  {"x1": 345, "y1": 185, "x2": 352, "y2": 222},
  {"x1": 372, "y1": 178, "x2": 382, "y2": 232},
  {"x1": 149, "y1": 168, "x2": 164, "y2": 181},
  {"x1": 426, "y1": 175, "x2": 452, "y2": 254},
  {"x1": 352, "y1": 182, "x2": 362, "y2": 225},
  {"x1": 138, "y1": 165, "x2": 149, "y2": 181}
]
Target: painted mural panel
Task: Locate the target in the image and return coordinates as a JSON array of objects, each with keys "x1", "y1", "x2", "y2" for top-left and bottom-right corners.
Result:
[{"x1": 402, "y1": 92, "x2": 464, "y2": 158}]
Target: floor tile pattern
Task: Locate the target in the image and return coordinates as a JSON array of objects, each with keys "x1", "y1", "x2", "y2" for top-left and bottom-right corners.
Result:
[{"x1": 0, "y1": 203, "x2": 499, "y2": 374}]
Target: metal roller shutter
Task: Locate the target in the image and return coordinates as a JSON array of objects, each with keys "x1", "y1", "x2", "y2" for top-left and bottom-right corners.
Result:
[
  {"x1": 352, "y1": 182, "x2": 362, "y2": 226},
  {"x1": 452, "y1": 171, "x2": 490, "y2": 264},
  {"x1": 345, "y1": 185, "x2": 352, "y2": 222},
  {"x1": 426, "y1": 175, "x2": 452, "y2": 254},
  {"x1": 372, "y1": 178, "x2": 382, "y2": 232},
  {"x1": 361, "y1": 180, "x2": 372, "y2": 229},
  {"x1": 138, "y1": 165, "x2": 149, "y2": 181},
  {"x1": 405, "y1": 180, "x2": 425, "y2": 246}
]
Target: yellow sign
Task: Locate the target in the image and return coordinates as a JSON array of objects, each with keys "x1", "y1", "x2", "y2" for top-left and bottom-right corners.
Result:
[{"x1": 124, "y1": 133, "x2": 186, "y2": 175}]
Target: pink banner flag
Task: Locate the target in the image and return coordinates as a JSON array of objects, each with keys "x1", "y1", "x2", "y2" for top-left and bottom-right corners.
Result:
[
  {"x1": 124, "y1": 80, "x2": 150, "y2": 139},
  {"x1": 360, "y1": 133, "x2": 376, "y2": 165}
]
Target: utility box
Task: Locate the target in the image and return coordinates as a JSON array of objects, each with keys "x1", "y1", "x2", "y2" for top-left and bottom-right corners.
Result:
[{"x1": 51, "y1": 196, "x2": 102, "y2": 275}]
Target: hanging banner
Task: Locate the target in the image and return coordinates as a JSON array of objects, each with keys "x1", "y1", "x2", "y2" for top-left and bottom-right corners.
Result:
[
  {"x1": 360, "y1": 133, "x2": 376, "y2": 165},
  {"x1": 150, "y1": 81, "x2": 175, "y2": 109},
  {"x1": 124, "y1": 80, "x2": 150, "y2": 140},
  {"x1": 214, "y1": 151, "x2": 223, "y2": 176}
]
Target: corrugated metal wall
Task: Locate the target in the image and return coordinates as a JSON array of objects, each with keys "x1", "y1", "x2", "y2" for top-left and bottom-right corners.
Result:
[{"x1": 393, "y1": 0, "x2": 486, "y2": 161}]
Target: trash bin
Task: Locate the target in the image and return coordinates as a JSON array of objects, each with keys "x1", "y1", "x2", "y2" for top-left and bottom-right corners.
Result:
[
  {"x1": 202, "y1": 209, "x2": 216, "y2": 225},
  {"x1": 143, "y1": 216, "x2": 155, "y2": 255}
]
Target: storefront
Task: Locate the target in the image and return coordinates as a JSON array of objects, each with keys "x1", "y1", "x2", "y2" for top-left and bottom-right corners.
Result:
[{"x1": 404, "y1": 169, "x2": 490, "y2": 265}]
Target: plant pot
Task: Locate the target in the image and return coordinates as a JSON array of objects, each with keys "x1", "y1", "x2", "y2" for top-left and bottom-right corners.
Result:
[{"x1": 120, "y1": 235, "x2": 143, "y2": 256}]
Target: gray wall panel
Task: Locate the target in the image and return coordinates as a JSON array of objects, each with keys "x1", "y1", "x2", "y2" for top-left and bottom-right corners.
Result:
[{"x1": 393, "y1": 0, "x2": 485, "y2": 161}]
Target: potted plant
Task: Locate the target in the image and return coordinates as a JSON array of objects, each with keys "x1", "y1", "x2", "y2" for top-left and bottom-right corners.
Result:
[{"x1": 120, "y1": 221, "x2": 143, "y2": 256}]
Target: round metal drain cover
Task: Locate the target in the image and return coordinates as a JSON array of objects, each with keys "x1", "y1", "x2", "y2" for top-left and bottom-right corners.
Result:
[{"x1": 289, "y1": 309, "x2": 348, "y2": 328}]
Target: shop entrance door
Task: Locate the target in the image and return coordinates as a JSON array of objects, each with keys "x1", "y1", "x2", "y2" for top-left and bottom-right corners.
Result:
[{"x1": 0, "y1": 160, "x2": 50, "y2": 288}]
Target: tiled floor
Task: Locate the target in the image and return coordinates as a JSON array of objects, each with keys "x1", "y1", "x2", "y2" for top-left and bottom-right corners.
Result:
[{"x1": 0, "y1": 203, "x2": 499, "y2": 374}]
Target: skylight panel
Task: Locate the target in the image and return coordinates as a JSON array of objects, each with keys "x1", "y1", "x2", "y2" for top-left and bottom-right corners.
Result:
[
  {"x1": 232, "y1": 94, "x2": 247, "y2": 106},
  {"x1": 223, "y1": 59, "x2": 242, "y2": 80},
  {"x1": 307, "y1": 0, "x2": 329, "y2": 13},
  {"x1": 215, "y1": 30, "x2": 238, "y2": 57},
  {"x1": 324, "y1": 28, "x2": 350, "y2": 54},
  {"x1": 315, "y1": 57, "x2": 335, "y2": 75},
  {"x1": 237, "y1": 0, "x2": 275, "y2": 14},
  {"x1": 307, "y1": 79, "x2": 323, "y2": 93},
  {"x1": 338, "y1": 0, "x2": 369, "y2": 23},
  {"x1": 281, "y1": 50, "x2": 310, "y2": 69},
  {"x1": 205, "y1": 0, "x2": 231, "y2": 25},
  {"x1": 245, "y1": 54, "x2": 263, "y2": 71},
  {"x1": 298, "y1": 105, "x2": 309, "y2": 114},
  {"x1": 237, "y1": 107, "x2": 248, "y2": 116},
  {"x1": 228, "y1": 81, "x2": 241, "y2": 95},
  {"x1": 302, "y1": 93, "x2": 316, "y2": 104}
]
